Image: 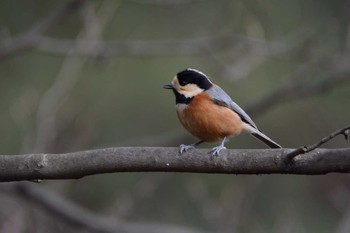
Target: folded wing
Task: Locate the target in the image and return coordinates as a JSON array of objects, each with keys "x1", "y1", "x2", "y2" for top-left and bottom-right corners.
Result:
[{"x1": 205, "y1": 85, "x2": 281, "y2": 148}]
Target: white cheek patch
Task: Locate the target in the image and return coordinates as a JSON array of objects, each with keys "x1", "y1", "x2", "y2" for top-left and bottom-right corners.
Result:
[
  {"x1": 178, "y1": 84, "x2": 204, "y2": 98},
  {"x1": 171, "y1": 76, "x2": 204, "y2": 98}
]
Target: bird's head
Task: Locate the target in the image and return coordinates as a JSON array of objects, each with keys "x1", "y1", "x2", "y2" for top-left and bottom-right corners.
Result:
[{"x1": 163, "y1": 68, "x2": 213, "y2": 99}]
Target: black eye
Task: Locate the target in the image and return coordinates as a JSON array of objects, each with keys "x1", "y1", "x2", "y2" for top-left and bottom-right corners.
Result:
[{"x1": 179, "y1": 80, "x2": 188, "y2": 86}]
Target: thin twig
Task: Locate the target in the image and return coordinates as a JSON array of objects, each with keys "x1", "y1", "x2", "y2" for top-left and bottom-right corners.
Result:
[
  {"x1": 31, "y1": 34, "x2": 294, "y2": 57},
  {"x1": 285, "y1": 125, "x2": 350, "y2": 162}
]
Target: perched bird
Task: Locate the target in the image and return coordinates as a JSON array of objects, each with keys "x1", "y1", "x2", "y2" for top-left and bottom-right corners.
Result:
[{"x1": 163, "y1": 68, "x2": 281, "y2": 156}]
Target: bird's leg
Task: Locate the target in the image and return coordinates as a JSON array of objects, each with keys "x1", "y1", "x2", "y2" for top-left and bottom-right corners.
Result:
[
  {"x1": 179, "y1": 140, "x2": 204, "y2": 154},
  {"x1": 211, "y1": 137, "x2": 227, "y2": 156}
]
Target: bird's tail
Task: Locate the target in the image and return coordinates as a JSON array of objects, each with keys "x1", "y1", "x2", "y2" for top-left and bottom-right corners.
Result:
[{"x1": 251, "y1": 130, "x2": 281, "y2": 148}]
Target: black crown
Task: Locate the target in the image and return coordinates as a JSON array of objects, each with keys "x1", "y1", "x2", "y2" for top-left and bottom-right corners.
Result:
[{"x1": 176, "y1": 68, "x2": 212, "y2": 90}]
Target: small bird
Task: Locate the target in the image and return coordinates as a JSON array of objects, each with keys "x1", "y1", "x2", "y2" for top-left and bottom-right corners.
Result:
[{"x1": 164, "y1": 68, "x2": 281, "y2": 156}]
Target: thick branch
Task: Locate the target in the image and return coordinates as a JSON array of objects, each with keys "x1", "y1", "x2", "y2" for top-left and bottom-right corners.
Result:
[{"x1": 0, "y1": 147, "x2": 350, "y2": 181}]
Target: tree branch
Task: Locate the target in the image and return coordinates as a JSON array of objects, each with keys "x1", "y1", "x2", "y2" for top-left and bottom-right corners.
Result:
[
  {"x1": 19, "y1": 34, "x2": 298, "y2": 59},
  {"x1": 3, "y1": 182, "x2": 214, "y2": 233},
  {"x1": 32, "y1": 0, "x2": 118, "y2": 152},
  {"x1": 0, "y1": 147, "x2": 350, "y2": 182},
  {"x1": 246, "y1": 51, "x2": 350, "y2": 117},
  {"x1": 285, "y1": 125, "x2": 350, "y2": 161},
  {"x1": 0, "y1": 0, "x2": 85, "y2": 61}
]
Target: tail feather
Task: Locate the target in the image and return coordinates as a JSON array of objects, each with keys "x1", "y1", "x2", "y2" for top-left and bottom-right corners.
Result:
[{"x1": 252, "y1": 131, "x2": 281, "y2": 148}]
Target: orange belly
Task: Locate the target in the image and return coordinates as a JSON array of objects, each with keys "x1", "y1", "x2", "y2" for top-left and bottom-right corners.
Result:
[{"x1": 176, "y1": 93, "x2": 243, "y2": 142}]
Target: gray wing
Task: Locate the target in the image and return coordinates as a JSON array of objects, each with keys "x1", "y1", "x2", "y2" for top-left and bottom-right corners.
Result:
[{"x1": 205, "y1": 85, "x2": 258, "y2": 129}]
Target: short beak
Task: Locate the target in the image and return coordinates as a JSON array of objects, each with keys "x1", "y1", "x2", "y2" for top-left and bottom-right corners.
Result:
[{"x1": 163, "y1": 83, "x2": 173, "y2": 89}]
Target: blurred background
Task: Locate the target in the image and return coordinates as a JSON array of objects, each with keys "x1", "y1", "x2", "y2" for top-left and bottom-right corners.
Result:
[{"x1": 0, "y1": 0, "x2": 350, "y2": 232}]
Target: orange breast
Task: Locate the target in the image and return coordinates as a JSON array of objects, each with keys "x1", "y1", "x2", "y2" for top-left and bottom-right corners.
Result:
[{"x1": 177, "y1": 92, "x2": 243, "y2": 142}]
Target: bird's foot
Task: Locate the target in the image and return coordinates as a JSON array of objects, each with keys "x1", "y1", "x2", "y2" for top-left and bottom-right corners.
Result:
[
  {"x1": 210, "y1": 145, "x2": 226, "y2": 156},
  {"x1": 179, "y1": 144, "x2": 196, "y2": 154}
]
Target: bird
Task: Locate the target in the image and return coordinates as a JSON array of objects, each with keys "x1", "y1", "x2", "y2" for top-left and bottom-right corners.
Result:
[{"x1": 163, "y1": 68, "x2": 281, "y2": 156}]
